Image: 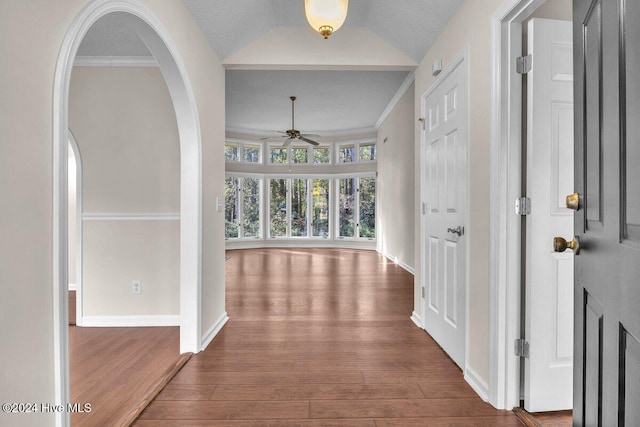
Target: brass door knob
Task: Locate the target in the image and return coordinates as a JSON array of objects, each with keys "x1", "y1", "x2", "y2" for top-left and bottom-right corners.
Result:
[
  {"x1": 566, "y1": 192, "x2": 581, "y2": 211},
  {"x1": 553, "y1": 236, "x2": 580, "y2": 255}
]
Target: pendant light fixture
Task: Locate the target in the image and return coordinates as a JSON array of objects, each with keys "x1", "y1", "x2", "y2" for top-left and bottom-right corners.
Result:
[{"x1": 304, "y1": 0, "x2": 349, "y2": 39}]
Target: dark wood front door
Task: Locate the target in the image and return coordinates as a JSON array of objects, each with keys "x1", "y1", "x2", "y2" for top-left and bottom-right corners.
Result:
[{"x1": 573, "y1": 0, "x2": 640, "y2": 425}]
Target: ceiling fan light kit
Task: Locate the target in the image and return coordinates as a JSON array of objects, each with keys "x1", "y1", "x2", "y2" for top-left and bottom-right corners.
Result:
[{"x1": 304, "y1": 0, "x2": 349, "y2": 39}]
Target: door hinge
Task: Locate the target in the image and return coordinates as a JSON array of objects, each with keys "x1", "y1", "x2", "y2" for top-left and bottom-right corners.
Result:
[
  {"x1": 418, "y1": 117, "x2": 426, "y2": 131},
  {"x1": 422, "y1": 202, "x2": 427, "y2": 215},
  {"x1": 422, "y1": 287, "x2": 425, "y2": 298},
  {"x1": 516, "y1": 54, "x2": 532, "y2": 74},
  {"x1": 515, "y1": 197, "x2": 531, "y2": 216},
  {"x1": 514, "y1": 339, "x2": 530, "y2": 358}
]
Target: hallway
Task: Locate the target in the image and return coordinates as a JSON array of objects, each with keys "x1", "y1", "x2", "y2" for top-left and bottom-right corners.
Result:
[{"x1": 136, "y1": 248, "x2": 523, "y2": 425}]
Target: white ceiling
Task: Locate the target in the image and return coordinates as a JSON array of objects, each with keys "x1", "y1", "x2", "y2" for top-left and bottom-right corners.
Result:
[
  {"x1": 182, "y1": 0, "x2": 463, "y2": 62},
  {"x1": 226, "y1": 70, "x2": 410, "y2": 135},
  {"x1": 76, "y1": 1, "x2": 463, "y2": 134}
]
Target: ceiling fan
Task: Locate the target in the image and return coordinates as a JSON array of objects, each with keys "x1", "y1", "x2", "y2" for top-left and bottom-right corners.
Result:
[{"x1": 261, "y1": 96, "x2": 321, "y2": 146}]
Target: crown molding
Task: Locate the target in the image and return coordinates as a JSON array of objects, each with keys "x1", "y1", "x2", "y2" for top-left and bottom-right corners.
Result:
[
  {"x1": 375, "y1": 70, "x2": 415, "y2": 129},
  {"x1": 73, "y1": 56, "x2": 158, "y2": 67}
]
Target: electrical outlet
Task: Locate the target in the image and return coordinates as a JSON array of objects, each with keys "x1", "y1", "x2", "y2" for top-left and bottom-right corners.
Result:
[{"x1": 132, "y1": 280, "x2": 141, "y2": 295}]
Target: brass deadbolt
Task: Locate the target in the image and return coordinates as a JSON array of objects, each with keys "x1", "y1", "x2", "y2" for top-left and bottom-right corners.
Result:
[{"x1": 566, "y1": 193, "x2": 581, "y2": 211}]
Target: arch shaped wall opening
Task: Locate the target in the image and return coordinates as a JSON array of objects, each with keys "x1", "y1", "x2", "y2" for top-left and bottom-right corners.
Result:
[{"x1": 53, "y1": 2, "x2": 206, "y2": 423}]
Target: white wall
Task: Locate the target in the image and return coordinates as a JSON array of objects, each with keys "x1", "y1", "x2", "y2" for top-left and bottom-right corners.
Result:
[
  {"x1": 69, "y1": 66, "x2": 180, "y2": 320},
  {"x1": 224, "y1": 27, "x2": 416, "y2": 69},
  {"x1": 377, "y1": 83, "x2": 415, "y2": 272},
  {"x1": 414, "y1": 0, "x2": 505, "y2": 387},
  {"x1": 0, "y1": 1, "x2": 225, "y2": 425}
]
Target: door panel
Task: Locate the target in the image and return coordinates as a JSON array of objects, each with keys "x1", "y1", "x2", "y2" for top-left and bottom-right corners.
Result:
[
  {"x1": 583, "y1": 0, "x2": 603, "y2": 232},
  {"x1": 524, "y1": 18, "x2": 574, "y2": 412},
  {"x1": 583, "y1": 292, "x2": 603, "y2": 426},
  {"x1": 574, "y1": 0, "x2": 640, "y2": 425},
  {"x1": 621, "y1": 329, "x2": 640, "y2": 425},
  {"x1": 422, "y1": 54, "x2": 468, "y2": 369},
  {"x1": 623, "y1": 0, "x2": 640, "y2": 241}
]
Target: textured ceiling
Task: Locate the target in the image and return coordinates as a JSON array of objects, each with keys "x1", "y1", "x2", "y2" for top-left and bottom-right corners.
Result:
[
  {"x1": 183, "y1": 0, "x2": 463, "y2": 62},
  {"x1": 77, "y1": 14, "x2": 150, "y2": 57},
  {"x1": 226, "y1": 70, "x2": 410, "y2": 134},
  {"x1": 76, "y1": 1, "x2": 462, "y2": 133}
]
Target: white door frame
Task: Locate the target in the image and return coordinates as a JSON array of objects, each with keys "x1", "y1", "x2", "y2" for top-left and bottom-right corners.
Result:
[
  {"x1": 53, "y1": 1, "x2": 203, "y2": 425},
  {"x1": 419, "y1": 45, "x2": 471, "y2": 382},
  {"x1": 488, "y1": 0, "x2": 550, "y2": 410}
]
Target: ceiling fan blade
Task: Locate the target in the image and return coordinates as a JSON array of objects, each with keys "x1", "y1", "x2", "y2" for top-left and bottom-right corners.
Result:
[
  {"x1": 300, "y1": 134, "x2": 321, "y2": 139},
  {"x1": 298, "y1": 135, "x2": 320, "y2": 146},
  {"x1": 260, "y1": 135, "x2": 289, "y2": 141}
]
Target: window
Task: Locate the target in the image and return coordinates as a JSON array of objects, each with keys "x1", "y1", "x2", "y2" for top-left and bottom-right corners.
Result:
[
  {"x1": 337, "y1": 141, "x2": 377, "y2": 163},
  {"x1": 338, "y1": 178, "x2": 356, "y2": 237},
  {"x1": 337, "y1": 144, "x2": 356, "y2": 163},
  {"x1": 313, "y1": 146, "x2": 331, "y2": 164},
  {"x1": 269, "y1": 146, "x2": 288, "y2": 164},
  {"x1": 242, "y1": 177, "x2": 261, "y2": 237},
  {"x1": 358, "y1": 177, "x2": 376, "y2": 238},
  {"x1": 224, "y1": 177, "x2": 240, "y2": 238},
  {"x1": 225, "y1": 142, "x2": 239, "y2": 162},
  {"x1": 290, "y1": 179, "x2": 308, "y2": 236},
  {"x1": 269, "y1": 178, "x2": 288, "y2": 237},
  {"x1": 292, "y1": 147, "x2": 309, "y2": 164},
  {"x1": 359, "y1": 142, "x2": 377, "y2": 162},
  {"x1": 337, "y1": 176, "x2": 376, "y2": 239},
  {"x1": 243, "y1": 144, "x2": 261, "y2": 163},
  {"x1": 225, "y1": 176, "x2": 262, "y2": 239},
  {"x1": 312, "y1": 179, "x2": 330, "y2": 237}
]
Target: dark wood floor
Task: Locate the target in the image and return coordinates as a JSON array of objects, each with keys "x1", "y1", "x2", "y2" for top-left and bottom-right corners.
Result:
[
  {"x1": 136, "y1": 248, "x2": 525, "y2": 426},
  {"x1": 70, "y1": 325, "x2": 179, "y2": 426}
]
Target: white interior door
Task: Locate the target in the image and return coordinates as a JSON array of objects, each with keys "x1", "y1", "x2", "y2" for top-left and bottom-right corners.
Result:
[
  {"x1": 422, "y1": 53, "x2": 468, "y2": 369},
  {"x1": 524, "y1": 18, "x2": 574, "y2": 412}
]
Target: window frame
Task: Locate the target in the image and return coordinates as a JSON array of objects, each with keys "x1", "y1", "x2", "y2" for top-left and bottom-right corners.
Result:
[
  {"x1": 225, "y1": 139, "x2": 263, "y2": 164},
  {"x1": 335, "y1": 139, "x2": 377, "y2": 164},
  {"x1": 267, "y1": 142, "x2": 290, "y2": 165},
  {"x1": 224, "y1": 173, "x2": 264, "y2": 240},
  {"x1": 334, "y1": 173, "x2": 377, "y2": 242}
]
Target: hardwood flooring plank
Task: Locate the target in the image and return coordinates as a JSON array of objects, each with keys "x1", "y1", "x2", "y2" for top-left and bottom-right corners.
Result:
[
  {"x1": 171, "y1": 370, "x2": 364, "y2": 385},
  {"x1": 70, "y1": 326, "x2": 180, "y2": 427},
  {"x1": 156, "y1": 384, "x2": 217, "y2": 401},
  {"x1": 140, "y1": 249, "x2": 531, "y2": 426},
  {"x1": 374, "y1": 417, "x2": 525, "y2": 426},
  {"x1": 209, "y1": 384, "x2": 425, "y2": 401},
  {"x1": 135, "y1": 419, "x2": 376, "y2": 427},
  {"x1": 417, "y1": 382, "x2": 480, "y2": 399},
  {"x1": 310, "y1": 398, "x2": 509, "y2": 419},
  {"x1": 362, "y1": 370, "x2": 464, "y2": 384},
  {"x1": 138, "y1": 400, "x2": 309, "y2": 420}
]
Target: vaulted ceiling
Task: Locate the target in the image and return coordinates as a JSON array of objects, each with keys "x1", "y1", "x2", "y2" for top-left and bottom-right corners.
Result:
[{"x1": 76, "y1": 0, "x2": 464, "y2": 134}]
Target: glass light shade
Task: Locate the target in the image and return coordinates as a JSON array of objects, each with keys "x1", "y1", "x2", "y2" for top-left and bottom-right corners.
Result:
[{"x1": 304, "y1": 0, "x2": 348, "y2": 39}]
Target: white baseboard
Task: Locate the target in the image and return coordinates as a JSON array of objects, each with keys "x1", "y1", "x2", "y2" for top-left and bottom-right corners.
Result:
[
  {"x1": 465, "y1": 365, "x2": 490, "y2": 402},
  {"x1": 201, "y1": 312, "x2": 229, "y2": 351},
  {"x1": 81, "y1": 315, "x2": 180, "y2": 327},
  {"x1": 410, "y1": 311, "x2": 422, "y2": 329},
  {"x1": 379, "y1": 250, "x2": 415, "y2": 275}
]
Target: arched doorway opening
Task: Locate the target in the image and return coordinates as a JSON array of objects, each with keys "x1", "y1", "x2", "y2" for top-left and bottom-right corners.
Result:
[{"x1": 53, "y1": 2, "x2": 202, "y2": 424}]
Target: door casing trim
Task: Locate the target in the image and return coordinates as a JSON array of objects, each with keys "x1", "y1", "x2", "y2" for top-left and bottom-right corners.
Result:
[{"x1": 489, "y1": 0, "x2": 548, "y2": 410}]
